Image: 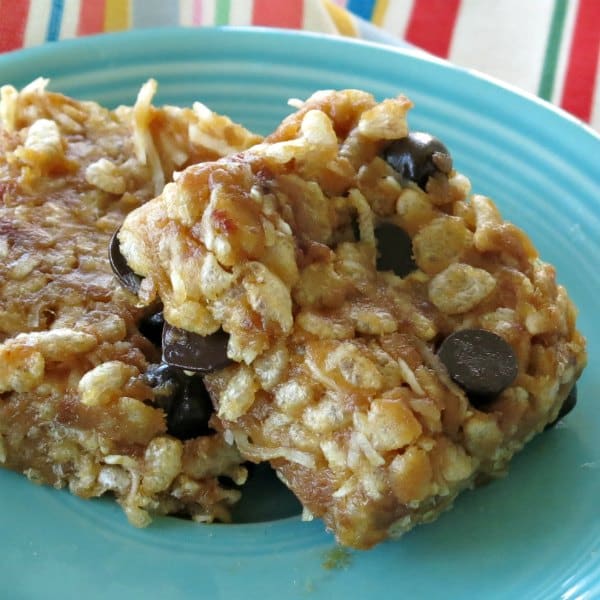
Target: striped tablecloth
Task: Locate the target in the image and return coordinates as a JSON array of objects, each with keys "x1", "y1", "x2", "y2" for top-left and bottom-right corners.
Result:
[{"x1": 0, "y1": 0, "x2": 599, "y2": 132}]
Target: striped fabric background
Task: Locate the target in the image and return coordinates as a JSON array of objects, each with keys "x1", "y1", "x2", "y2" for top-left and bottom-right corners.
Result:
[{"x1": 0, "y1": 0, "x2": 598, "y2": 131}]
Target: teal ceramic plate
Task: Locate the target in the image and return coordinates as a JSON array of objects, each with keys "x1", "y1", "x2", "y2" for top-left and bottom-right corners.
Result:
[{"x1": 0, "y1": 28, "x2": 599, "y2": 600}]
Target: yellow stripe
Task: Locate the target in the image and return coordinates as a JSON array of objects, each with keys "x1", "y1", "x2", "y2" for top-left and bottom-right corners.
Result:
[
  {"x1": 104, "y1": 0, "x2": 131, "y2": 32},
  {"x1": 323, "y1": 0, "x2": 357, "y2": 37},
  {"x1": 371, "y1": 0, "x2": 389, "y2": 28}
]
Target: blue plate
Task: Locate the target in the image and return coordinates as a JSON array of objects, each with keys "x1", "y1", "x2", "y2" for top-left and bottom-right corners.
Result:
[{"x1": 1, "y1": 27, "x2": 599, "y2": 600}]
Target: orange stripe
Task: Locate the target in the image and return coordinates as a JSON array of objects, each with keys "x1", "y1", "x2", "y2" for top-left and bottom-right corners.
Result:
[
  {"x1": 104, "y1": 0, "x2": 130, "y2": 32},
  {"x1": 252, "y1": 0, "x2": 304, "y2": 28},
  {"x1": 405, "y1": 0, "x2": 460, "y2": 59},
  {"x1": 371, "y1": 0, "x2": 389, "y2": 27},
  {"x1": 77, "y1": 0, "x2": 106, "y2": 36},
  {"x1": 324, "y1": 0, "x2": 358, "y2": 37},
  {"x1": 560, "y1": 0, "x2": 600, "y2": 122},
  {"x1": 0, "y1": 0, "x2": 30, "y2": 52}
]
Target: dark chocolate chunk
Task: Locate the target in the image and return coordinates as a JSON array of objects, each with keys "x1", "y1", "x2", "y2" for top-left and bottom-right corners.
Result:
[
  {"x1": 167, "y1": 379, "x2": 214, "y2": 440},
  {"x1": 545, "y1": 384, "x2": 578, "y2": 430},
  {"x1": 374, "y1": 222, "x2": 417, "y2": 277},
  {"x1": 351, "y1": 216, "x2": 361, "y2": 242},
  {"x1": 143, "y1": 363, "x2": 182, "y2": 413},
  {"x1": 139, "y1": 311, "x2": 165, "y2": 347},
  {"x1": 144, "y1": 363, "x2": 215, "y2": 440},
  {"x1": 162, "y1": 323, "x2": 232, "y2": 373},
  {"x1": 384, "y1": 132, "x2": 452, "y2": 189},
  {"x1": 437, "y1": 329, "x2": 518, "y2": 403},
  {"x1": 108, "y1": 228, "x2": 142, "y2": 294}
]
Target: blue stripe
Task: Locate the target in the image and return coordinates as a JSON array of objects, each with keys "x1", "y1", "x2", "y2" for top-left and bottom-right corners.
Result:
[
  {"x1": 346, "y1": 0, "x2": 376, "y2": 21},
  {"x1": 46, "y1": 0, "x2": 65, "y2": 42},
  {"x1": 132, "y1": 0, "x2": 179, "y2": 28}
]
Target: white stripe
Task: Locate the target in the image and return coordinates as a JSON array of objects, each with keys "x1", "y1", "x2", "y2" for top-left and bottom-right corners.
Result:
[
  {"x1": 60, "y1": 0, "x2": 81, "y2": 39},
  {"x1": 449, "y1": 0, "x2": 554, "y2": 95},
  {"x1": 589, "y1": 51, "x2": 600, "y2": 132},
  {"x1": 303, "y1": 0, "x2": 339, "y2": 34},
  {"x1": 551, "y1": 0, "x2": 580, "y2": 105},
  {"x1": 179, "y1": 0, "x2": 195, "y2": 26},
  {"x1": 303, "y1": 0, "x2": 337, "y2": 33},
  {"x1": 229, "y1": 0, "x2": 253, "y2": 26},
  {"x1": 380, "y1": 0, "x2": 415, "y2": 37},
  {"x1": 202, "y1": 0, "x2": 216, "y2": 25},
  {"x1": 24, "y1": 0, "x2": 51, "y2": 47}
]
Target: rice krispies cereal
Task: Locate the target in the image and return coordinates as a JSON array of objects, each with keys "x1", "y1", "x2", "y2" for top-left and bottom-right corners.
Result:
[
  {"x1": 118, "y1": 89, "x2": 586, "y2": 548},
  {"x1": 0, "y1": 79, "x2": 261, "y2": 525}
]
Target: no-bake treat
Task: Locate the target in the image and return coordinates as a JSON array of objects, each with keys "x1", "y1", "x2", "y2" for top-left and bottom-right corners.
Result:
[
  {"x1": 0, "y1": 79, "x2": 261, "y2": 525},
  {"x1": 118, "y1": 89, "x2": 586, "y2": 548}
]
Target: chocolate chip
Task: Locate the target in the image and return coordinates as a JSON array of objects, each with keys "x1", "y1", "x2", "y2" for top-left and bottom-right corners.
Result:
[
  {"x1": 108, "y1": 228, "x2": 142, "y2": 294},
  {"x1": 351, "y1": 217, "x2": 361, "y2": 242},
  {"x1": 144, "y1": 363, "x2": 214, "y2": 440},
  {"x1": 384, "y1": 132, "x2": 452, "y2": 189},
  {"x1": 375, "y1": 222, "x2": 417, "y2": 277},
  {"x1": 437, "y1": 329, "x2": 518, "y2": 404},
  {"x1": 545, "y1": 384, "x2": 577, "y2": 430},
  {"x1": 217, "y1": 475, "x2": 239, "y2": 490},
  {"x1": 139, "y1": 311, "x2": 165, "y2": 347},
  {"x1": 167, "y1": 379, "x2": 214, "y2": 440},
  {"x1": 143, "y1": 363, "x2": 181, "y2": 413},
  {"x1": 162, "y1": 323, "x2": 232, "y2": 373}
]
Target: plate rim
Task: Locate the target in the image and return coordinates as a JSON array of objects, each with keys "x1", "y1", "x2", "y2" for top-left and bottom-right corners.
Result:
[
  {"x1": 1, "y1": 25, "x2": 599, "y2": 144},
  {"x1": 0, "y1": 24, "x2": 598, "y2": 600}
]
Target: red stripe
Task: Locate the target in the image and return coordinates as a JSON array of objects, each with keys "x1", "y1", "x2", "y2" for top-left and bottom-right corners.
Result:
[
  {"x1": 0, "y1": 0, "x2": 30, "y2": 52},
  {"x1": 77, "y1": 0, "x2": 106, "y2": 36},
  {"x1": 405, "y1": 0, "x2": 461, "y2": 59},
  {"x1": 560, "y1": 0, "x2": 600, "y2": 122},
  {"x1": 252, "y1": 0, "x2": 304, "y2": 29}
]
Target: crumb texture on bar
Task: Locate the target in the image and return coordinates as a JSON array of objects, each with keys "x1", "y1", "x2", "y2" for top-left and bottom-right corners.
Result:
[
  {"x1": 121, "y1": 89, "x2": 586, "y2": 548},
  {"x1": 0, "y1": 79, "x2": 260, "y2": 525}
]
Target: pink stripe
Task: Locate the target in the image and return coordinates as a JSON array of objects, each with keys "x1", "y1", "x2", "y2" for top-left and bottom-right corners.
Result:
[
  {"x1": 0, "y1": 0, "x2": 30, "y2": 52},
  {"x1": 560, "y1": 0, "x2": 600, "y2": 122},
  {"x1": 193, "y1": 0, "x2": 202, "y2": 25},
  {"x1": 405, "y1": 0, "x2": 461, "y2": 59},
  {"x1": 77, "y1": 0, "x2": 106, "y2": 36},
  {"x1": 252, "y1": 0, "x2": 304, "y2": 28}
]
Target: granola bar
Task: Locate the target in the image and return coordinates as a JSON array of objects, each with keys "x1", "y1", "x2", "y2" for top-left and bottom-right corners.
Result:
[
  {"x1": 118, "y1": 89, "x2": 587, "y2": 548},
  {"x1": 0, "y1": 79, "x2": 261, "y2": 525}
]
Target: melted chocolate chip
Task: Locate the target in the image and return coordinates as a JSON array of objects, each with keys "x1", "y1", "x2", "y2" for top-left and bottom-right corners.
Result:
[
  {"x1": 384, "y1": 132, "x2": 452, "y2": 189},
  {"x1": 217, "y1": 475, "x2": 239, "y2": 490},
  {"x1": 437, "y1": 329, "x2": 518, "y2": 405},
  {"x1": 545, "y1": 384, "x2": 578, "y2": 430},
  {"x1": 143, "y1": 363, "x2": 181, "y2": 413},
  {"x1": 167, "y1": 380, "x2": 214, "y2": 440},
  {"x1": 162, "y1": 323, "x2": 232, "y2": 373},
  {"x1": 108, "y1": 228, "x2": 142, "y2": 294},
  {"x1": 351, "y1": 217, "x2": 361, "y2": 242},
  {"x1": 375, "y1": 222, "x2": 417, "y2": 277},
  {"x1": 144, "y1": 363, "x2": 214, "y2": 440},
  {"x1": 139, "y1": 311, "x2": 165, "y2": 347}
]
